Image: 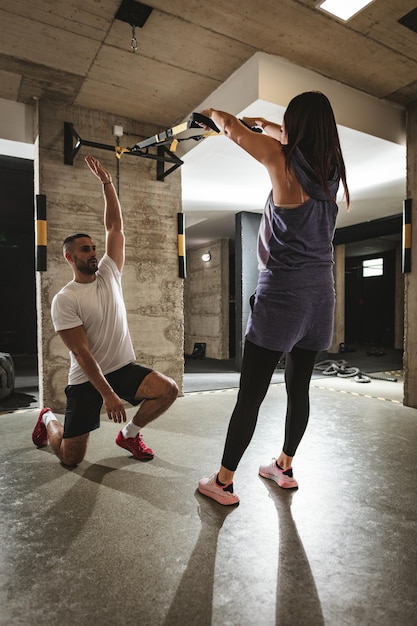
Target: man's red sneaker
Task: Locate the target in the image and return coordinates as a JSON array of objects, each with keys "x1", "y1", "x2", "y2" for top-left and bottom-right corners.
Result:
[
  {"x1": 115, "y1": 430, "x2": 154, "y2": 460},
  {"x1": 32, "y1": 407, "x2": 52, "y2": 447}
]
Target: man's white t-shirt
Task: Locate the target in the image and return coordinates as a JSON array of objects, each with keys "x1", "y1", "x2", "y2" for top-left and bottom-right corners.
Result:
[{"x1": 51, "y1": 254, "x2": 136, "y2": 385}]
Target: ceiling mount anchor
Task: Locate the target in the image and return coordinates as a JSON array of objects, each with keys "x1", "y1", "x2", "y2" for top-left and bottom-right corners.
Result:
[
  {"x1": 115, "y1": 0, "x2": 153, "y2": 51},
  {"x1": 131, "y1": 24, "x2": 138, "y2": 52}
]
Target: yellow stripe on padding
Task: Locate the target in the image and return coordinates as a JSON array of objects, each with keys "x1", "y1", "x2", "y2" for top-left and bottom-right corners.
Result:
[
  {"x1": 403, "y1": 223, "x2": 411, "y2": 248},
  {"x1": 36, "y1": 220, "x2": 47, "y2": 246},
  {"x1": 177, "y1": 234, "x2": 185, "y2": 257}
]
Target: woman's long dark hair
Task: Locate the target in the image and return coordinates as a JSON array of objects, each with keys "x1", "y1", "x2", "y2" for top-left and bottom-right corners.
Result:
[{"x1": 283, "y1": 91, "x2": 350, "y2": 207}]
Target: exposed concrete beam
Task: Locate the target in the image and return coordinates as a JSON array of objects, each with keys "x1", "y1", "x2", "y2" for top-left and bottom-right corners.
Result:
[
  {"x1": 0, "y1": 97, "x2": 33, "y2": 143},
  {"x1": 181, "y1": 52, "x2": 406, "y2": 155}
]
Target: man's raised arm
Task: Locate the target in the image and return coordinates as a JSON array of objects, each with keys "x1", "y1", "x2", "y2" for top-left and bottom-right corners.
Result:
[{"x1": 84, "y1": 155, "x2": 125, "y2": 272}]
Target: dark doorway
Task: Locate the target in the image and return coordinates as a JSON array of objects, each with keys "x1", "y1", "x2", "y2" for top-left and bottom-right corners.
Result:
[
  {"x1": 228, "y1": 249, "x2": 235, "y2": 358},
  {"x1": 345, "y1": 250, "x2": 396, "y2": 347},
  {"x1": 0, "y1": 155, "x2": 36, "y2": 355}
]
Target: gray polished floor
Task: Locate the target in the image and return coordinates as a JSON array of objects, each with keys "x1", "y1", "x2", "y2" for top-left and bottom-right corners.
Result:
[{"x1": 1, "y1": 361, "x2": 416, "y2": 625}]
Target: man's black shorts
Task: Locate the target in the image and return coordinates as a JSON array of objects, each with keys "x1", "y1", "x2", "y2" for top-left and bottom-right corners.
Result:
[{"x1": 63, "y1": 362, "x2": 153, "y2": 438}]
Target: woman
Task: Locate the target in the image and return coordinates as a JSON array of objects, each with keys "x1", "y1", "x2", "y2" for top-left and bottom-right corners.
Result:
[{"x1": 198, "y1": 91, "x2": 349, "y2": 505}]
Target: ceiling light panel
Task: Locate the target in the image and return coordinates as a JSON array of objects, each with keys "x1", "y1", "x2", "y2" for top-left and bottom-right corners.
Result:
[{"x1": 317, "y1": 0, "x2": 375, "y2": 22}]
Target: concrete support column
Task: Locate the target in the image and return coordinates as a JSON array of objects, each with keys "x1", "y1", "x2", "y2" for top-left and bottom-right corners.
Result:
[
  {"x1": 329, "y1": 243, "x2": 345, "y2": 353},
  {"x1": 404, "y1": 104, "x2": 417, "y2": 408},
  {"x1": 235, "y1": 212, "x2": 262, "y2": 370},
  {"x1": 394, "y1": 245, "x2": 404, "y2": 351},
  {"x1": 35, "y1": 99, "x2": 184, "y2": 410}
]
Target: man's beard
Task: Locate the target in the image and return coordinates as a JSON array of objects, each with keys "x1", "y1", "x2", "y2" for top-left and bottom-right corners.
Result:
[{"x1": 74, "y1": 257, "x2": 98, "y2": 275}]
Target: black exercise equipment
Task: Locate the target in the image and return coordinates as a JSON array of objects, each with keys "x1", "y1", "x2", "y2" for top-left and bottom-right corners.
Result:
[{"x1": 64, "y1": 112, "x2": 262, "y2": 180}]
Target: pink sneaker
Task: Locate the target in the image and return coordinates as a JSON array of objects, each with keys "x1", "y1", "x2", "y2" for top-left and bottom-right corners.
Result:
[
  {"x1": 259, "y1": 459, "x2": 298, "y2": 489},
  {"x1": 115, "y1": 430, "x2": 154, "y2": 460},
  {"x1": 198, "y1": 472, "x2": 240, "y2": 505},
  {"x1": 32, "y1": 407, "x2": 52, "y2": 447}
]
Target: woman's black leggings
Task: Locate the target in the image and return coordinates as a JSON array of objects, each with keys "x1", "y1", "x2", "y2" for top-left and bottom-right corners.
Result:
[{"x1": 221, "y1": 339, "x2": 318, "y2": 471}]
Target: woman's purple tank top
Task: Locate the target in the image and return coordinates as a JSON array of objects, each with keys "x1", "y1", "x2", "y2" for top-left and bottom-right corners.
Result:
[{"x1": 257, "y1": 148, "x2": 340, "y2": 277}]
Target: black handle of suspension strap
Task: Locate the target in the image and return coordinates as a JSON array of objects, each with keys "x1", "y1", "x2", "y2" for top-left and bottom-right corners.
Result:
[
  {"x1": 189, "y1": 112, "x2": 221, "y2": 133},
  {"x1": 239, "y1": 119, "x2": 263, "y2": 133}
]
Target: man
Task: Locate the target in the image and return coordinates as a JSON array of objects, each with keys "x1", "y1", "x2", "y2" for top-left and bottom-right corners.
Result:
[{"x1": 32, "y1": 155, "x2": 178, "y2": 466}]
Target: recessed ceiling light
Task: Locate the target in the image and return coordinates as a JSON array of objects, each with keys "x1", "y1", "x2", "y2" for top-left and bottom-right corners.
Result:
[{"x1": 316, "y1": 0, "x2": 375, "y2": 22}]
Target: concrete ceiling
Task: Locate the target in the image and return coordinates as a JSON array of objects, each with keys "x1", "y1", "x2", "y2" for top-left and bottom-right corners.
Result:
[{"x1": 0, "y1": 0, "x2": 415, "y2": 250}]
